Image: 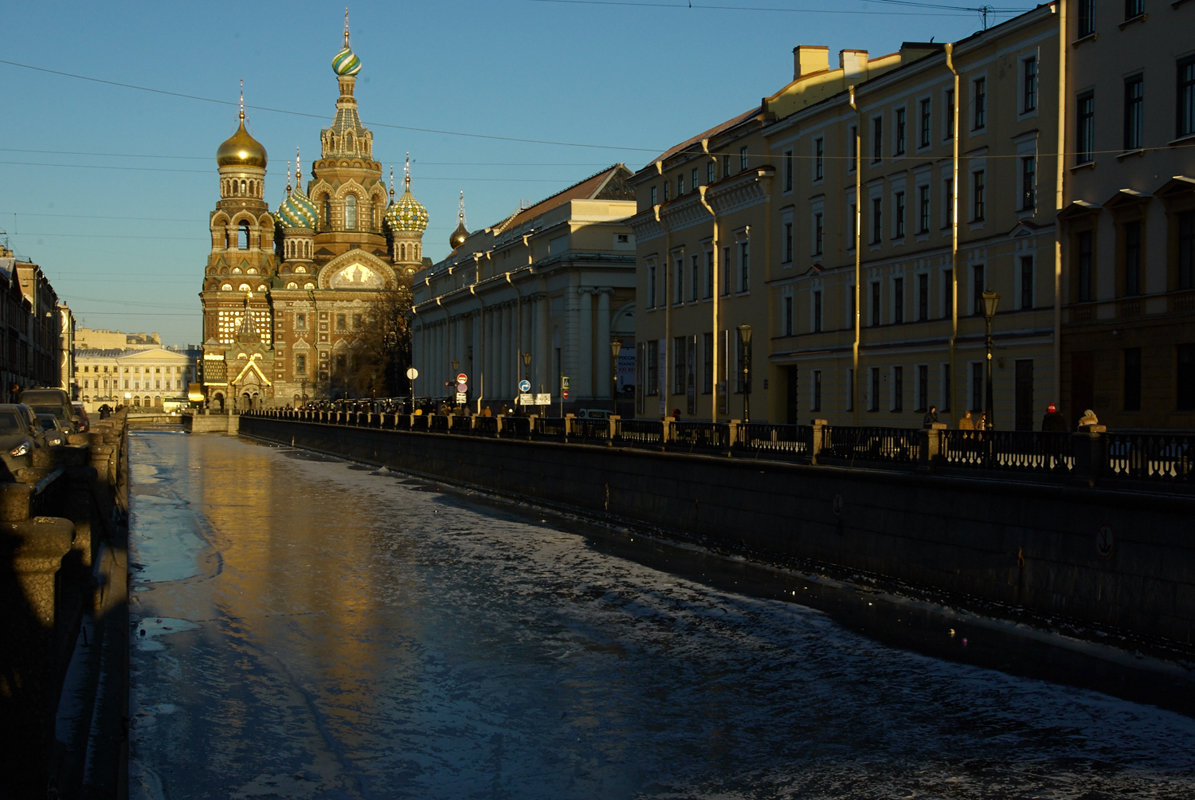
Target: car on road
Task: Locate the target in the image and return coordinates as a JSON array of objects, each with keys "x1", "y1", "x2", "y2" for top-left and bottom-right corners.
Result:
[
  {"x1": 0, "y1": 403, "x2": 43, "y2": 481},
  {"x1": 36, "y1": 413, "x2": 71, "y2": 447},
  {"x1": 73, "y1": 403, "x2": 90, "y2": 432},
  {"x1": 18, "y1": 387, "x2": 80, "y2": 433}
]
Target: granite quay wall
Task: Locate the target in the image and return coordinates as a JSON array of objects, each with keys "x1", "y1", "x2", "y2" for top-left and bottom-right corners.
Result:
[
  {"x1": 239, "y1": 415, "x2": 1194, "y2": 657},
  {"x1": 1, "y1": 412, "x2": 129, "y2": 800}
]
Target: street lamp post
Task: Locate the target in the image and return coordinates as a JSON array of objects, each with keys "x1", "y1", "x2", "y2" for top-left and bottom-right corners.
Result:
[
  {"x1": 610, "y1": 338, "x2": 622, "y2": 416},
  {"x1": 521, "y1": 351, "x2": 532, "y2": 413},
  {"x1": 736, "y1": 324, "x2": 752, "y2": 423},
  {"x1": 450, "y1": 359, "x2": 459, "y2": 411},
  {"x1": 982, "y1": 289, "x2": 1000, "y2": 431}
]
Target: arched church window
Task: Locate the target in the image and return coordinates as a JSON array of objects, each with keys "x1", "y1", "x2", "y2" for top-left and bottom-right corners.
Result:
[
  {"x1": 240, "y1": 179, "x2": 247, "y2": 195},
  {"x1": 323, "y1": 196, "x2": 332, "y2": 229},
  {"x1": 345, "y1": 195, "x2": 357, "y2": 230},
  {"x1": 238, "y1": 221, "x2": 250, "y2": 250}
]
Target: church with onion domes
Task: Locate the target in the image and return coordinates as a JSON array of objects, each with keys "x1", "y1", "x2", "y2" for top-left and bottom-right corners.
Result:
[{"x1": 199, "y1": 14, "x2": 427, "y2": 411}]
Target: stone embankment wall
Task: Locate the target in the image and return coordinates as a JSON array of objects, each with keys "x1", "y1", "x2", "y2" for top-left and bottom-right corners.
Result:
[
  {"x1": 0, "y1": 413, "x2": 128, "y2": 799},
  {"x1": 240, "y1": 415, "x2": 1194, "y2": 655}
]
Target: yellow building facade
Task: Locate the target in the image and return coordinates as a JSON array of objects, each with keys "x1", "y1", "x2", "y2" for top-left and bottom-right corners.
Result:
[{"x1": 630, "y1": 6, "x2": 1061, "y2": 429}]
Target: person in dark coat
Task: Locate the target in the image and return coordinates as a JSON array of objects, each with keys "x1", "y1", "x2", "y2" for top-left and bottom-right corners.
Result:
[{"x1": 1041, "y1": 402, "x2": 1066, "y2": 432}]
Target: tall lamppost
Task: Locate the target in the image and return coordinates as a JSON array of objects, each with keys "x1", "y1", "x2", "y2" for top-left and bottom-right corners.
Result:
[
  {"x1": 521, "y1": 351, "x2": 532, "y2": 412},
  {"x1": 610, "y1": 338, "x2": 622, "y2": 416},
  {"x1": 450, "y1": 359, "x2": 459, "y2": 411},
  {"x1": 982, "y1": 289, "x2": 1000, "y2": 431},
  {"x1": 736, "y1": 324, "x2": 752, "y2": 423}
]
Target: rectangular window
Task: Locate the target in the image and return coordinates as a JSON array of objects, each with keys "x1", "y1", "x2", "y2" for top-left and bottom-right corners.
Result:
[
  {"x1": 691, "y1": 254, "x2": 700, "y2": 302},
  {"x1": 707, "y1": 161, "x2": 715, "y2": 184},
  {"x1": 677, "y1": 174, "x2": 684, "y2": 196},
  {"x1": 1123, "y1": 219, "x2": 1142, "y2": 296},
  {"x1": 848, "y1": 125, "x2": 858, "y2": 171},
  {"x1": 972, "y1": 264, "x2": 986, "y2": 315},
  {"x1": 739, "y1": 146, "x2": 749, "y2": 171},
  {"x1": 869, "y1": 367, "x2": 880, "y2": 412},
  {"x1": 650, "y1": 186, "x2": 657, "y2": 206},
  {"x1": 1178, "y1": 344, "x2": 1195, "y2": 410},
  {"x1": 919, "y1": 98, "x2": 932, "y2": 148},
  {"x1": 739, "y1": 241, "x2": 750, "y2": 292},
  {"x1": 847, "y1": 368, "x2": 855, "y2": 412},
  {"x1": 783, "y1": 221, "x2": 794, "y2": 263},
  {"x1": 648, "y1": 263, "x2": 657, "y2": 307},
  {"x1": 918, "y1": 184, "x2": 930, "y2": 234},
  {"x1": 646, "y1": 340, "x2": 658, "y2": 395},
  {"x1": 1179, "y1": 56, "x2": 1195, "y2": 139},
  {"x1": 783, "y1": 295, "x2": 794, "y2": 336},
  {"x1": 972, "y1": 77, "x2": 986, "y2": 130},
  {"x1": 848, "y1": 202, "x2": 857, "y2": 245},
  {"x1": 813, "y1": 212, "x2": 824, "y2": 256},
  {"x1": 1077, "y1": 91, "x2": 1095, "y2": 164},
  {"x1": 870, "y1": 281, "x2": 882, "y2": 327},
  {"x1": 1077, "y1": 229, "x2": 1094, "y2": 302},
  {"x1": 692, "y1": 167, "x2": 699, "y2": 190},
  {"x1": 971, "y1": 361, "x2": 984, "y2": 415},
  {"x1": 673, "y1": 336, "x2": 686, "y2": 394},
  {"x1": 1125, "y1": 0, "x2": 1143, "y2": 21},
  {"x1": 295, "y1": 312, "x2": 307, "y2": 330},
  {"x1": 871, "y1": 197, "x2": 883, "y2": 244},
  {"x1": 1124, "y1": 73, "x2": 1143, "y2": 150},
  {"x1": 705, "y1": 248, "x2": 714, "y2": 298},
  {"x1": 784, "y1": 149, "x2": 793, "y2": 191},
  {"x1": 1020, "y1": 255, "x2": 1034, "y2": 310},
  {"x1": 918, "y1": 273, "x2": 929, "y2": 321},
  {"x1": 1023, "y1": 56, "x2": 1037, "y2": 113},
  {"x1": 894, "y1": 191, "x2": 906, "y2": 239},
  {"x1": 944, "y1": 88, "x2": 955, "y2": 140},
  {"x1": 943, "y1": 268, "x2": 954, "y2": 319},
  {"x1": 1124, "y1": 347, "x2": 1142, "y2": 412},
  {"x1": 872, "y1": 115, "x2": 883, "y2": 162},
  {"x1": 812, "y1": 370, "x2": 822, "y2": 412},
  {"x1": 722, "y1": 246, "x2": 731, "y2": 295},
  {"x1": 892, "y1": 366, "x2": 903, "y2": 412},
  {"x1": 894, "y1": 108, "x2": 906, "y2": 155},
  {"x1": 893, "y1": 277, "x2": 904, "y2": 324},
  {"x1": 941, "y1": 363, "x2": 951, "y2": 412},
  {"x1": 336, "y1": 314, "x2": 346, "y2": 331},
  {"x1": 943, "y1": 177, "x2": 953, "y2": 228},
  {"x1": 972, "y1": 169, "x2": 986, "y2": 221},
  {"x1": 702, "y1": 332, "x2": 714, "y2": 393},
  {"x1": 1179, "y1": 210, "x2": 1195, "y2": 291},
  {"x1": 1020, "y1": 156, "x2": 1036, "y2": 212},
  {"x1": 814, "y1": 137, "x2": 824, "y2": 182},
  {"x1": 296, "y1": 354, "x2": 307, "y2": 375},
  {"x1": 1078, "y1": 0, "x2": 1095, "y2": 37},
  {"x1": 917, "y1": 364, "x2": 929, "y2": 412},
  {"x1": 674, "y1": 256, "x2": 684, "y2": 304},
  {"x1": 813, "y1": 290, "x2": 823, "y2": 332}
]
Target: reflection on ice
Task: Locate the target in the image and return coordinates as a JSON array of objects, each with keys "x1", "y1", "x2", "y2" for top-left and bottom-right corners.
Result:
[{"x1": 127, "y1": 432, "x2": 1195, "y2": 800}]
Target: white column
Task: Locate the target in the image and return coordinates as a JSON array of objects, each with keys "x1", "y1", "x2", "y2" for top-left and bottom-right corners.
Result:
[
  {"x1": 577, "y1": 288, "x2": 594, "y2": 400},
  {"x1": 596, "y1": 289, "x2": 611, "y2": 404}
]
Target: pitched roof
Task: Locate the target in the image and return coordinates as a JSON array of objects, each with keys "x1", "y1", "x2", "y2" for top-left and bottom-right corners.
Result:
[{"x1": 490, "y1": 164, "x2": 634, "y2": 235}]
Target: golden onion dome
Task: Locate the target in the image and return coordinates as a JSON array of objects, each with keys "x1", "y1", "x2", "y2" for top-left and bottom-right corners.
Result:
[{"x1": 217, "y1": 112, "x2": 268, "y2": 169}]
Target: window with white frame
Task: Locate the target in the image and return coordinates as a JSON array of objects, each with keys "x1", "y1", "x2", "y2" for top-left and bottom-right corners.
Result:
[
  {"x1": 1021, "y1": 55, "x2": 1038, "y2": 114},
  {"x1": 918, "y1": 97, "x2": 932, "y2": 148}
]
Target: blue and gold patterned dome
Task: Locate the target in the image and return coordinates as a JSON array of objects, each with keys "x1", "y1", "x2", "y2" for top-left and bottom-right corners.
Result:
[
  {"x1": 332, "y1": 46, "x2": 361, "y2": 77},
  {"x1": 278, "y1": 188, "x2": 318, "y2": 230},
  {"x1": 385, "y1": 160, "x2": 428, "y2": 234}
]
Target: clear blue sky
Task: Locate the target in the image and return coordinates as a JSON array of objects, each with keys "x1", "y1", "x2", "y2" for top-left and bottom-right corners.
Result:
[{"x1": 1, "y1": 0, "x2": 1033, "y2": 347}]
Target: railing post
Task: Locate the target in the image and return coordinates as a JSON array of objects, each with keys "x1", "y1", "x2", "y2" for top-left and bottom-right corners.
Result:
[
  {"x1": 919, "y1": 422, "x2": 948, "y2": 470},
  {"x1": 663, "y1": 413, "x2": 676, "y2": 445},
  {"x1": 608, "y1": 414, "x2": 620, "y2": 444},
  {"x1": 728, "y1": 419, "x2": 742, "y2": 448},
  {"x1": 810, "y1": 419, "x2": 829, "y2": 464},
  {"x1": 564, "y1": 413, "x2": 576, "y2": 439}
]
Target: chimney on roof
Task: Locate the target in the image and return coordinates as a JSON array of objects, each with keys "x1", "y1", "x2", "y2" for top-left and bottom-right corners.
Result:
[
  {"x1": 793, "y1": 45, "x2": 829, "y2": 80},
  {"x1": 839, "y1": 49, "x2": 870, "y2": 79}
]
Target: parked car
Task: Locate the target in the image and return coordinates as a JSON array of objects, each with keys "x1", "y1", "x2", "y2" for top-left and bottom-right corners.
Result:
[
  {"x1": 36, "y1": 413, "x2": 71, "y2": 447},
  {"x1": 73, "y1": 403, "x2": 90, "y2": 432},
  {"x1": 0, "y1": 403, "x2": 43, "y2": 481},
  {"x1": 18, "y1": 387, "x2": 80, "y2": 433}
]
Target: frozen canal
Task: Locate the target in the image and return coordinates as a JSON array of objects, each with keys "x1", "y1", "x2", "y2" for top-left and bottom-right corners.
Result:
[{"x1": 127, "y1": 431, "x2": 1195, "y2": 799}]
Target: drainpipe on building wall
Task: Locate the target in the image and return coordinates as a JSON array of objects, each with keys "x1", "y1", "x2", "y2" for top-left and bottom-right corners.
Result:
[
  {"x1": 849, "y1": 85, "x2": 862, "y2": 425},
  {"x1": 701, "y1": 139, "x2": 721, "y2": 422},
  {"x1": 945, "y1": 43, "x2": 961, "y2": 418},
  {"x1": 1053, "y1": 0, "x2": 1067, "y2": 408}
]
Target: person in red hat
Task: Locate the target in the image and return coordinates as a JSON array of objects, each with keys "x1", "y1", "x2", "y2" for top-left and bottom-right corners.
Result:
[{"x1": 1041, "y1": 401, "x2": 1066, "y2": 432}]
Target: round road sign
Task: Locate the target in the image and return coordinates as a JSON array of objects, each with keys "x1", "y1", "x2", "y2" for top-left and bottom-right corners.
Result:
[
  {"x1": 519, "y1": 379, "x2": 531, "y2": 393},
  {"x1": 456, "y1": 372, "x2": 468, "y2": 384},
  {"x1": 406, "y1": 367, "x2": 419, "y2": 380}
]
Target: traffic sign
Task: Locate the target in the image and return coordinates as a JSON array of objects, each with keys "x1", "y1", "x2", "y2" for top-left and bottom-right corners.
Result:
[
  {"x1": 456, "y1": 372, "x2": 468, "y2": 384},
  {"x1": 519, "y1": 379, "x2": 531, "y2": 393},
  {"x1": 456, "y1": 382, "x2": 468, "y2": 393}
]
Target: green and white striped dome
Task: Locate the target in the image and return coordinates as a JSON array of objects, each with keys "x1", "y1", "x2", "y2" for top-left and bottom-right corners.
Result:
[
  {"x1": 332, "y1": 46, "x2": 361, "y2": 77},
  {"x1": 277, "y1": 187, "x2": 318, "y2": 230}
]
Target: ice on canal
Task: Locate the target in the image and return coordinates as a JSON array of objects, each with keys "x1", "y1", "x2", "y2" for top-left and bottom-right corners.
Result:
[{"x1": 127, "y1": 432, "x2": 1195, "y2": 799}]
